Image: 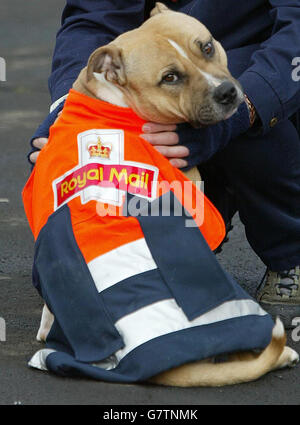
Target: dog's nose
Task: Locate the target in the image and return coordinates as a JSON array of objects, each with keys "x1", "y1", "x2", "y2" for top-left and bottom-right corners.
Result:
[{"x1": 213, "y1": 81, "x2": 237, "y2": 105}]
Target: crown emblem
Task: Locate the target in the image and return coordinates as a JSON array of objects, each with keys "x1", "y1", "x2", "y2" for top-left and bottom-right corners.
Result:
[{"x1": 88, "y1": 137, "x2": 112, "y2": 159}]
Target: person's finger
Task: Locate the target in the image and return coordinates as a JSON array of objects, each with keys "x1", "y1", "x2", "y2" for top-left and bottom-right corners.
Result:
[
  {"x1": 140, "y1": 131, "x2": 179, "y2": 146},
  {"x1": 153, "y1": 144, "x2": 189, "y2": 158},
  {"x1": 169, "y1": 158, "x2": 188, "y2": 168},
  {"x1": 29, "y1": 151, "x2": 40, "y2": 164},
  {"x1": 142, "y1": 122, "x2": 177, "y2": 133},
  {"x1": 32, "y1": 137, "x2": 48, "y2": 149}
]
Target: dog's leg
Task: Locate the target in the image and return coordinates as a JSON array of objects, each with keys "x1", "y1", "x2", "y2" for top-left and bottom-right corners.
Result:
[
  {"x1": 36, "y1": 304, "x2": 54, "y2": 342},
  {"x1": 149, "y1": 318, "x2": 299, "y2": 387}
]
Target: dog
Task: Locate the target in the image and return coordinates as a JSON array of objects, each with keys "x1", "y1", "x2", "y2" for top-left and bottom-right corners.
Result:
[{"x1": 26, "y1": 3, "x2": 298, "y2": 386}]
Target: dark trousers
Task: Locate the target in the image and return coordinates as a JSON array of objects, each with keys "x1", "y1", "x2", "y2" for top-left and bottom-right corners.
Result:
[{"x1": 199, "y1": 119, "x2": 300, "y2": 272}]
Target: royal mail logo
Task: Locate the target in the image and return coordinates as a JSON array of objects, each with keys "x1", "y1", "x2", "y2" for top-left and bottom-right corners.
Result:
[
  {"x1": 88, "y1": 136, "x2": 112, "y2": 159},
  {"x1": 56, "y1": 163, "x2": 155, "y2": 208},
  {"x1": 52, "y1": 129, "x2": 159, "y2": 210}
]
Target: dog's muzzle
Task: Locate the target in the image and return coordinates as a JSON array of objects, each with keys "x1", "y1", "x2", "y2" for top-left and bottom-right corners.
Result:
[{"x1": 213, "y1": 81, "x2": 238, "y2": 106}]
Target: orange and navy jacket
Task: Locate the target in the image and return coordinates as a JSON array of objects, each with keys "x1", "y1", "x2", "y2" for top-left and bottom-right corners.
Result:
[
  {"x1": 23, "y1": 89, "x2": 225, "y2": 260},
  {"x1": 22, "y1": 89, "x2": 273, "y2": 382}
]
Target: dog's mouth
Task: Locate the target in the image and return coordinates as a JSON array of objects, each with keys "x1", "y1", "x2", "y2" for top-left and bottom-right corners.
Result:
[
  {"x1": 190, "y1": 104, "x2": 239, "y2": 128},
  {"x1": 224, "y1": 106, "x2": 238, "y2": 120},
  {"x1": 191, "y1": 82, "x2": 244, "y2": 128}
]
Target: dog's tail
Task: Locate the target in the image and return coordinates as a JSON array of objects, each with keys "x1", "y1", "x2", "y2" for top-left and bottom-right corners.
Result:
[{"x1": 150, "y1": 318, "x2": 288, "y2": 387}]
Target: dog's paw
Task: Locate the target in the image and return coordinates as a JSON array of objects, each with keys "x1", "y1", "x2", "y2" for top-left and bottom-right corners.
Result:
[
  {"x1": 286, "y1": 347, "x2": 299, "y2": 368},
  {"x1": 36, "y1": 304, "x2": 54, "y2": 342},
  {"x1": 278, "y1": 346, "x2": 299, "y2": 369},
  {"x1": 36, "y1": 328, "x2": 47, "y2": 343}
]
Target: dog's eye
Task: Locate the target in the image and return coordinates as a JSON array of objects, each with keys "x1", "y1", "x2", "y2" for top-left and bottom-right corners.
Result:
[
  {"x1": 162, "y1": 73, "x2": 179, "y2": 84},
  {"x1": 202, "y1": 41, "x2": 215, "y2": 58}
]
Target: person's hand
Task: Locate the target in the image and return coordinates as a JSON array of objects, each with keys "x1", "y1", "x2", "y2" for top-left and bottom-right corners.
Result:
[
  {"x1": 140, "y1": 123, "x2": 189, "y2": 168},
  {"x1": 29, "y1": 137, "x2": 48, "y2": 164},
  {"x1": 28, "y1": 110, "x2": 63, "y2": 164},
  {"x1": 141, "y1": 101, "x2": 251, "y2": 169}
]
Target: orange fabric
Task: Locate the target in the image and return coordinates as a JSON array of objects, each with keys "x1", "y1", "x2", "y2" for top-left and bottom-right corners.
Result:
[{"x1": 23, "y1": 89, "x2": 225, "y2": 263}]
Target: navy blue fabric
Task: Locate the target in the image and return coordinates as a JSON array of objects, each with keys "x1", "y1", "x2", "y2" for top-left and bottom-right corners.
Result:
[
  {"x1": 46, "y1": 317, "x2": 75, "y2": 357},
  {"x1": 29, "y1": 195, "x2": 275, "y2": 382},
  {"x1": 45, "y1": 314, "x2": 274, "y2": 382},
  {"x1": 33, "y1": 204, "x2": 124, "y2": 363},
  {"x1": 101, "y1": 268, "x2": 172, "y2": 323},
  {"x1": 200, "y1": 118, "x2": 300, "y2": 272},
  {"x1": 178, "y1": 101, "x2": 250, "y2": 169},
  {"x1": 30, "y1": 191, "x2": 275, "y2": 382},
  {"x1": 125, "y1": 192, "x2": 236, "y2": 321},
  {"x1": 96, "y1": 255, "x2": 269, "y2": 326},
  {"x1": 88, "y1": 230, "x2": 269, "y2": 331}
]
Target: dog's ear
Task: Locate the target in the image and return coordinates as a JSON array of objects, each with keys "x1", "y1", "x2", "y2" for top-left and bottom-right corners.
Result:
[
  {"x1": 150, "y1": 2, "x2": 169, "y2": 17},
  {"x1": 86, "y1": 45, "x2": 126, "y2": 86}
]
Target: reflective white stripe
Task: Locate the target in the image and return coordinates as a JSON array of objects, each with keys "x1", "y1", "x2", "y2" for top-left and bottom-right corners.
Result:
[
  {"x1": 29, "y1": 299, "x2": 268, "y2": 373},
  {"x1": 88, "y1": 238, "x2": 157, "y2": 293},
  {"x1": 49, "y1": 94, "x2": 68, "y2": 113},
  {"x1": 28, "y1": 349, "x2": 56, "y2": 371},
  {"x1": 114, "y1": 298, "x2": 268, "y2": 363}
]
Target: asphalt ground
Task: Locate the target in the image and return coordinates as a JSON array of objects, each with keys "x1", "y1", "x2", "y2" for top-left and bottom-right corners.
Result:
[{"x1": 0, "y1": 0, "x2": 299, "y2": 406}]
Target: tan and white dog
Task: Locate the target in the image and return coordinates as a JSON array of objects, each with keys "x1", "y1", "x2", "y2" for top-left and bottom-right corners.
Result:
[{"x1": 36, "y1": 3, "x2": 298, "y2": 386}]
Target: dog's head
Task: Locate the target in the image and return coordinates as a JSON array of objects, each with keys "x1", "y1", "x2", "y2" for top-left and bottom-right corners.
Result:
[{"x1": 85, "y1": 2, "x2": 244, "y2": 127}]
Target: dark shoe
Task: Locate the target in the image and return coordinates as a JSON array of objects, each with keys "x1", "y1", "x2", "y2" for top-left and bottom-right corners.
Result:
[{"x1": 256, "y1": 266, "x2": 300, "y2": 329}]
